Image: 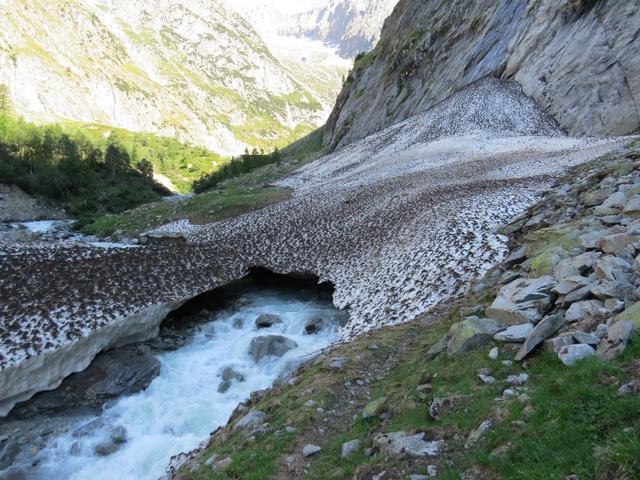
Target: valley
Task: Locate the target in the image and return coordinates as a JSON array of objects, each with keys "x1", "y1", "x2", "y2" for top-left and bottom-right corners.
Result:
[{"x1": 1, "y1": 0, "x2": 640, "y2": 479}]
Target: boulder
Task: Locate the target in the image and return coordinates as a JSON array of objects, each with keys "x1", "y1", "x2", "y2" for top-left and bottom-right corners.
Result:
[
  {"x1": 530, "y1": 249, "x2": 565, "y2": 277},
  {"x1": 597, "y1": 320, "x2": 633, "y2": 361},
  {"x1": 565, "y1": 300, "x2": 607, "y2": 323},
  {"x1": 255, "y1": 313, "x2": 282, "y2": 329},
  {"x1": 234, "y1": 410, "x2": 265, "y2": 431},
  {"x1": 594, "y1": 255, "x2": 632, "y2": 282},
  {"x1": 543, "y1": 334, "x2": 575, "y2": 354},
  {"x1": 623, "y1": 195, "x2": 640, "y2": 215},
  {"x1": 579, "y1": 230, "x2": 609, "y2": 249},
  {"x1": 446, "y1": 317, "x2": 504, "y2": 356},
  {"x1": 563, "y1": 285, "x2": 593, "y2": 304},
  {"x1": 503, "y1": 245, "x2": 527, "y2": 267},
  {"x1": 373, "y1": 431, "x2": 441, "y2": 458},
  {"x1": 597, "y1": 233, "x2": 636, "y2": 257},
  {"x1": 494, "y1": 323, "x2": 534, "y2": 343},
  {"x1": 304, "y1": 317, "x2": 324, "y2": 335},
  {"x1": 515, "y1": 314, "x2": 565, "y2": 361},
  {"x1": 572, "y1": 332, "x2": 601, "y2": 346},
  {"x1": 553, "y1": 276, "x2": 591, "y2": 295},
  {"x1": 249, "y1": 335, "x2": 297, "y2": 362},
  {"x1": 613, "y1": 301, "x2": 640, "y2": 330},
  {"x1": 590, "y1": 280, "x2": 633, "y2": 301},
  {"x1": 553, "y1": 259, "x2": 580, "y2": 281},
  {"x1": 486, "y1": 276, "x2": 556, "y2": 325},
  {"x1": 558, "y1": 344, "x2": 595, "y2": 366},
  {"x1": 218, "y1": 367, "x2": 245, "y2": 393},
  {"x1": 571, "y1": 252, "x2": 601, "y2": 274},
  {"x1": 341, "y1": 439, "x2": 362, "y2": 458},
  {"x1": 302, "y1": 444, "x2": 322, "y2": 457}
]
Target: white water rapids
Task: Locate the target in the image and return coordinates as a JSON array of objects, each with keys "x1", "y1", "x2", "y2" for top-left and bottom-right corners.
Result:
[{"x1": 24, "y1": 287, "x2": 344, "y2": 480}]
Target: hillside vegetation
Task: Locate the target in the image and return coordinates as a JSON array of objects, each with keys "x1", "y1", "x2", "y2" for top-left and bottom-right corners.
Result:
[{"x1": 0, "y1": 113, "x2": 225, "y2": 225}]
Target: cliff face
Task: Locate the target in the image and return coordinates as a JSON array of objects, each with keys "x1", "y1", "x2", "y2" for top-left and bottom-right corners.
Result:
[{"x1": 324, "y1": 0, "x2": 640, "y2": 150}]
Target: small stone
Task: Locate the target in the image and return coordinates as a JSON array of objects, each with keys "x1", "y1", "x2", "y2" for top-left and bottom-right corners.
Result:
[
  {"x1": 205, "y1": 453, "x2": 220, "y2": 466},
  {"x1": 234, "y1": 410, "x2": 265, "y2": 431},
  {"x1": 304, "y1": 317, "x2": 324, "y2": 335},
  {"x1": 329, "y1": 356, "x2": 349, "y2": 370},
  {"x1": 558, "y1": 344, "x2": 596, "y2": 366},
  {"x1": 213, "y1": 457, "x2": 232, "y2": 471},
  {"x1": 302, "y1": 444, "x2": 322, "y2": 457},
  {"x1": 110, "y1": 426, "x2": 127, "y2": 444},
  {"x1": 255, "y1": 313, "x2": 282, "y2": 328},
  {"x1": 373, "y1": 431, "x2": 441, "y2": 457},
  {"x1": 507, "y1": 374, "x2": 529, "y2": 385},
  {"x1": 478, "y1": 374, "x2": 496, "y2": 384},
  {"x1": 341, "y1": 439, "x2": 362, "y2": 458},
  {"x1": 427, "y1": 465, "x2": 438, "y2": 477},
  {"x1": 446, "y1": 317, "x2": 505, "y2": 355},
  {"x1": 465, "y1": 419, "x2": 494, "y2": 448},
  {"x1": 501, "y1": 360, "x2": 513, "y2": 366},
  {"x1": 489, "y1": 347, "x2": 499, "y2": 360}
]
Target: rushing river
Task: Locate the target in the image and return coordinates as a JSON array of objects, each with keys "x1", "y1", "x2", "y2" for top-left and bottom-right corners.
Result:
[{"x1": 23, "y1": 286, "x2": 344, "y2": 480}]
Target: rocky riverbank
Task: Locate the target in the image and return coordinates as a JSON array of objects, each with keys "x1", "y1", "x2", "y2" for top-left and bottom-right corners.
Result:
[{"x1": 169, "y1": 141, "x2": 640, "y2": 480}]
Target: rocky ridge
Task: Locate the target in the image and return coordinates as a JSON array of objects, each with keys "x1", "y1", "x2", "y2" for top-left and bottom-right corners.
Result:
[{"x1": 324, "y1": 0, "x2": 640, "y2": 149}]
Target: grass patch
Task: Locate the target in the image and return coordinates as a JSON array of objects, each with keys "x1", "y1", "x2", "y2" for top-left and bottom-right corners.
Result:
[{"x1": 82, "y1": 186, "x2": 291, "y2": 236}]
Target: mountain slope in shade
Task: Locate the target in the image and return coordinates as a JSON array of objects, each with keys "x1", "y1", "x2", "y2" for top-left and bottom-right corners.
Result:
[{"x1": 0, "y1": 0, "x2": 338, "y2": 155}]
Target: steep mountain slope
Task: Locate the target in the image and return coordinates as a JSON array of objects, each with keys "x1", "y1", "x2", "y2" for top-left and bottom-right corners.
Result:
[
  {"x1": 0, "y1": 0, "x2": 333, "y2": 155},
  {"x1": 324, "y1": 0, "x2": 640, "y2": 149}
]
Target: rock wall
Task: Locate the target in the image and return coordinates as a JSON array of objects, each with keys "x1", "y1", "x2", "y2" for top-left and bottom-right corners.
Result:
[{"x1": 323, "y1": 0, "x2": 640, "y2": 149}]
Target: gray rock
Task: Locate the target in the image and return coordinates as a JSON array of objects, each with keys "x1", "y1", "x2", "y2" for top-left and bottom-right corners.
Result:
[
  {"x1": 302, "y1": 444, "x2": 322, "y2": 457},
  {"x1": 464, "y1": 419, "x2": 494, "y2": 448},
  {"x1": 9, "y1": 348, "x2": 161, "y2": 417},
  {"x1": 486, "y1": 276, "x2": 556, "y2": 325},
  {"x1": 494, "y1": 323, "x2": 534, "y2": 343},
  {"x1": 597, "y1": 320, "x2": 633, "y2": 361},
  {"x1": 590, "y1": 280, "x2": 633, "y2": 301},
  {"x1": 255, "y1": 313, "x2": 282, "y2": 329},
  {"x1": 604, "y1": 298, "x2": 625, "y2": 313},
  {"x1": 373, "y1": 431, "x2": 441, "y2": 457},
  {"x1": 507, "y1": 374, "x2": 529, "y2": 385},
  {"x1": 110, "y1": 426, "x2": 127, "y2": 444},
  {"x1": 234, "y1": 410, "x2": 265, "y2": 431},
  {"x1": 579, "y1": 231, "x2": 609, "y2": 250},
  {"x1": 558, "y1": 344, "x2": 596, "y2": 366},
  {"x1": 544, "y1": 334, "x2": 575, "y2": 354},
  {"x1": 0, "y1": 440, "x2": 20, "y2": 471},
  {"x1": 341, "y1": 439, "x2": 362, "y2": 458},
  {"x1": 488, "y1": 347, "x2": 499, "y2": 360},
  {"x1": 478, "y1": 374, "x2": 496, "y2": 384},
  {"x1": 446, "y1": 317, "x2": 505, "y2": 355},
  {"x1": 597, "y1": 233, "x2": 636, "y2": 256},
  {"x1": 553, "y1": 276, "x2": 591, "y2": 295},
  {"x1": 427, "y1": 465, "x2": 438, "y2": 477},
  {"x1": 572, "y1": 332, "x2": 601, "y2": 346},
  {"x1": 504, "y1": 245, "x2": 527, "y2": 267},
  {"x1": 623, "y1": 195, "x2": 640, "y2": 215},
  {"x1": 329, "y1": 356, "x2": 349, "y2": 370},
  {"x1": 553, "y1": 259, "x2": 580, "y2": 281},
  {"x1": 595, "y1": 256, "x2": 632, "y2": 282},
  {"x1": 94, "y1": 439, "x2": 122, "y2": 456},
  {"x1": 515, "y1": 313, "x2": 565, "y2": 361},
  {"x1": 565, "y1": 300, "x2": 607, "y2": 323},
  {"x1": 563, "y1": 285, "x2": 594, "y2": 304},
  {"x1": 304, "y1": 316, "x2": 325, "y2": 334},
  {"x1": 0, "y1": 467, "x2": 27, "y2": 480},
  {"x1": 249, "y1": 335, "x2": 297, "y2": 362},
  {"x1": 571, "y1": 252, "x2": 601, "y2": 274}
]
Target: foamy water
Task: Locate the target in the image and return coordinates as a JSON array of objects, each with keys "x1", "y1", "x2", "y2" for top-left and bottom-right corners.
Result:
[{"x1": 25, "y1": 289, "x2": 343, "y2": 480}]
